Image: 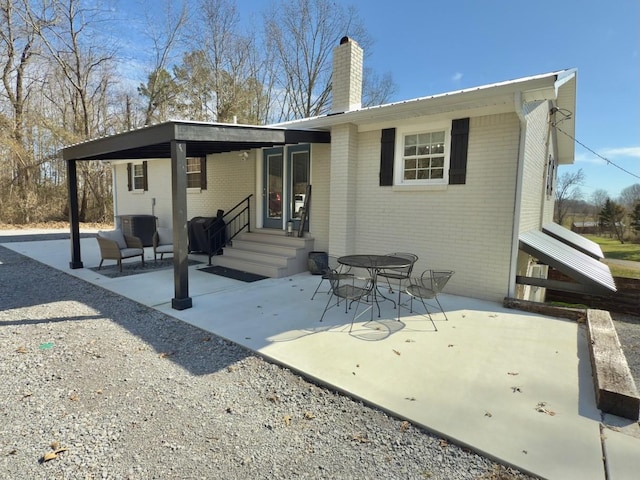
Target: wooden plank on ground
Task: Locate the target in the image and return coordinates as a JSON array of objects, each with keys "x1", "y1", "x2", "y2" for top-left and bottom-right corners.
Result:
[{"x1": 587, "y1": 309, "x2": 640, "y2": 420}]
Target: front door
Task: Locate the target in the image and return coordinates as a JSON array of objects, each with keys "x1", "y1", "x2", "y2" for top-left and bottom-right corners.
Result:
[
  {"x1": 263, "y1": 147, "x2": 283, "y2": 229},
  {"x1": 262, "y1": 145, "x2": 310, "y2": 230}
]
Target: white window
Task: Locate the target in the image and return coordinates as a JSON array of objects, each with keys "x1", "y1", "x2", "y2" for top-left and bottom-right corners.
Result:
[
  {"x1": 132, "y1": 163, "x2": 145, "y2": 190},
  {"x1": 395, "y1": 124, "x2": 451, "y2": 186},
  {"x1": 187, "y1": 157, "x2": 202, "y2": 189}
]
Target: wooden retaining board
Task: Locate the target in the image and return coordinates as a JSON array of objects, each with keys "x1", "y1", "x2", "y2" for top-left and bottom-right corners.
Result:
[{"x1": 587, "y1": 309, "x2": 640, "y2": 420}]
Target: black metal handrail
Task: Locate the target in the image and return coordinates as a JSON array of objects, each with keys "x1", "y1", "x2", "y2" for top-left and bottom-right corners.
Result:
[{"x1": 204, "y1": 194, "x2": 252, "y2": 265}]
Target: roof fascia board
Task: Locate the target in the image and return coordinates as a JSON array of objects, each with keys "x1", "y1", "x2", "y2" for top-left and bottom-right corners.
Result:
[{"x1": 63, "y1": 122, "x2": 176, "y2": 161}]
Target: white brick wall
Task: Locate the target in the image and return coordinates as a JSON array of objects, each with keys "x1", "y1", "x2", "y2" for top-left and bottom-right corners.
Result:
[
  {"x1": 308, "y1": 143, "x2": 331, "y2": 252},
  {"x1": 343, "y1": 113, "x2": 521, "y2": 302},
  {"x1": 113, "y1": 153, "x2": 257, "y2": 229}
]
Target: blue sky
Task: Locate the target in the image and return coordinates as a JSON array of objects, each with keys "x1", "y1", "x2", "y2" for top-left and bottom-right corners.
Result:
[
  {"x1": 348, "y1": 0, "x2": 639, "y2": 200},
  {"x1": 115, "y1": 0, "x2": 638, "y2": 201}
]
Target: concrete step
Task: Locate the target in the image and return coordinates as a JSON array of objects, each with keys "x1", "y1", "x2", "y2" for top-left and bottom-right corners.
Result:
[
  {"x1": 211, "y1": 255, "x2": 288, "y2": 278},
  {"x1": 212, "y1": 229, "x2": 315, "y2": 278}
]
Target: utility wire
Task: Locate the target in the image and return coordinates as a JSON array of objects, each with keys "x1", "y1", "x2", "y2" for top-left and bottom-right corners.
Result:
[{"x1": 554, "y1": 124, "x2": 640, "y2": 180}]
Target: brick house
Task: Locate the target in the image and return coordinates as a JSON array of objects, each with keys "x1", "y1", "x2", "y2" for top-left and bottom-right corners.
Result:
[{"x1": 63, "y1": 37, "x2": 615, "y2": 309}]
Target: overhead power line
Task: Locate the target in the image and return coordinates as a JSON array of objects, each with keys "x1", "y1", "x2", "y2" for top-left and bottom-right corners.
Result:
[{"x1": 554, "y1": 124, "x2": 640, "y2": 181}]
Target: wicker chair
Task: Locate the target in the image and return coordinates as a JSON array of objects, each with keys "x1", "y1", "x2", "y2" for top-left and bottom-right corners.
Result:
[
  {"x1": 152, "y1": 227, "x2": 173, "y2": 261},
  {"x1": 96, "y1": 229, "x2": 144, "y2": 272}
]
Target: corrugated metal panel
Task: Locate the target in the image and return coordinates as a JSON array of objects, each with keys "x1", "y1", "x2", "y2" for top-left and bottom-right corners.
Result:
[
  {"x1": 542, "y1": 223, "x2": 604, "y2": 259},
  {"x1": 519, "y1": 230, "x2": 616, "y2": 293}
]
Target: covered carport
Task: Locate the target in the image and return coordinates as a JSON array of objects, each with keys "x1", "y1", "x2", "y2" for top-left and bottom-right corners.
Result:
[{"x1": 61, "y1": 120, "x2": 330, "y2": 310}]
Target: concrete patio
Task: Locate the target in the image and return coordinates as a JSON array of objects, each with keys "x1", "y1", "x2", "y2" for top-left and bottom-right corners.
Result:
[{"x1": 2, "y1": 231, "x2": 639, "y2": 480}]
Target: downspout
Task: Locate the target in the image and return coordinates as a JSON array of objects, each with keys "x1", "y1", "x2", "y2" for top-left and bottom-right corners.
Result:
[{"x1": 507, "y1": 92, "x2": 527, "y2": 299}]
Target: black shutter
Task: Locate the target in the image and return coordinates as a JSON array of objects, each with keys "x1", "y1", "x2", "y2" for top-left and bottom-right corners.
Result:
[
  {"x1": 142, "y1": 161, "x2": 148, "y2": 191},
  {"x1": 200, "y1": 157, "x2": 207, "y2": 190},
  {"x1": 127, "y1": 163, "x2": 132, "y2": 191},
  {"x1": 449, "y1": 118, "x2": 469, "y2": 185},
  {"x1": 379, "y1": 128, "x2": 395, "y2": 186}
]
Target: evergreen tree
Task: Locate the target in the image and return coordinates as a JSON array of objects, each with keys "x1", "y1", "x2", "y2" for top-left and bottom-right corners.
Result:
[
  {"x1": 630, "y1": 203, "x2": 640, "y2": 235},
  {"x1": 599, "y1": 198, "x2": 626, "y2": 243}
]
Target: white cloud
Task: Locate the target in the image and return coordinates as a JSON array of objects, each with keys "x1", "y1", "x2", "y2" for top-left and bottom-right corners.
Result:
[
  {"x1": 600, "y1": 147, "x2": 640, "y2": 159},
  {"x1": 574, "y1": 146, "x2": 640, "y2": 165},
  {"x1": 451, "y1": 72, "x2": 463, "y2": 83}
]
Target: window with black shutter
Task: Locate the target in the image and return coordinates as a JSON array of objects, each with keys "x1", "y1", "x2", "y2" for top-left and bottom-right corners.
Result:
[{"x1": 379, "y1": 118, "x2": 469, "y2": 187}]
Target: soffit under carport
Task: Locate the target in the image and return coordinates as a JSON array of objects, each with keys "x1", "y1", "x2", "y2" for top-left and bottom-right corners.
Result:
[
  {"x1": 518, "y1": 229, "x2": 616, "y2": 295},
  {"x1": 62, "y1": 120, "x2": 331, "y2": 161}
]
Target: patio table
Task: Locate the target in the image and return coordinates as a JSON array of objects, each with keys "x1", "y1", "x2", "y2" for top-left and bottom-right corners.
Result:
[{"x1": 338, "y1": 254, "x2": 412, "y2": 317}]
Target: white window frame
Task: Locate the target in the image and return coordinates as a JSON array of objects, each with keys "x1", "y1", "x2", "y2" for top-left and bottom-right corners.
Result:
[
  {"x1": 186, "y1": 157, "x2": 202, "y2": 190},
  {"x1": 131, "y1": 162, "x2": 145, "y2": 191},
  {"x1": 394, "y1": 122, "x2": 451, "y2": 187}
]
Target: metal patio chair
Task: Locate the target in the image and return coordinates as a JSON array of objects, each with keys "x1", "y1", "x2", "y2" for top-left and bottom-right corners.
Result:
[
  {"x1": 310, "y1": 255, "x2": 353, "y2": 300},
  {"x1": 377, "y1": 252, "x2": 418, "y2": 306},
  {"x1": 403, "y1": 270, "x2": 454, "y2": 330},
  {"x1": 319, "y1": 269, "x2": 374, "y2": 332}
]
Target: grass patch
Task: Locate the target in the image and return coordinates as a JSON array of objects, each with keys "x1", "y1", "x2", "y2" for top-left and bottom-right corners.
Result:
[
  {"x1": 584, "y1": 235, "x2": 640, "y2": 262},
  {"x1": 582, "y1": 235, "x2": 640, "y2": 279}
]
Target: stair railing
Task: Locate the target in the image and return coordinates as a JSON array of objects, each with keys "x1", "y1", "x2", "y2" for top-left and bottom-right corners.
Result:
[{"x1": 204, "y1": 194, "x2": 252, "y2": 265}]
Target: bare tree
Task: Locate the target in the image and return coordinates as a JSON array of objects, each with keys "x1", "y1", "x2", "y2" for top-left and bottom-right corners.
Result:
[
  {"x1": 138, "y1": 0, "x2": 189, "y2": 125},
  {"x1": 264, "y1": 0, "x2": 372, "y2": 121},
  {"x1": 31, "y1": 0, "x2": 118, "y2": 221},
  {"x1": 590, "y1": 189, "x2": 609, "y2": 211},
  {"x1": 554, "y1": 168, "x2": 585, "y2": 226},
  {"x1": 618, "y1": 183, "x2": 640, "y2": 211}
]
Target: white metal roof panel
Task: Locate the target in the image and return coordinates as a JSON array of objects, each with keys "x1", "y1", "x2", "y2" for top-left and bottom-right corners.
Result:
[
  {"x1": 519, "y1": 230, "x2": 616, "y2": 293},
  {"x1": 542, "y1": 223, "x2": 604, "y2": 259}
]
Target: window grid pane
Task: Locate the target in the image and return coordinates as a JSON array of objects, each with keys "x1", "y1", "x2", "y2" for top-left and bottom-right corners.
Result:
[
  {"x1": 402, "y1": 130, "x2": 446, "y2": 182},
  {"x1": 186, "y1": 157, "x2": 202, "y2": 188},
  {"x1": 133, "y1": 164, "x2": 144, "y2": 190}
]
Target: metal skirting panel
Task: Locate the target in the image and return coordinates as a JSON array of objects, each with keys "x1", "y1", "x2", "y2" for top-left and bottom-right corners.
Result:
[{"x1": 519, "y1": 229, "x2": 616, "y2": 294}]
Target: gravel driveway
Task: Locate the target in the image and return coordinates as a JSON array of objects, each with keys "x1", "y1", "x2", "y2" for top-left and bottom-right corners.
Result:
[{"x1": 0, "y1": 244, "x2": 534, "y2": 479}]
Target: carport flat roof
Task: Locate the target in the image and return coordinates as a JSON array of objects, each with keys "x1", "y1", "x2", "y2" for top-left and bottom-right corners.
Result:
[{"x1": 61, "y1": 120, "x2": 331, "y2": 161}]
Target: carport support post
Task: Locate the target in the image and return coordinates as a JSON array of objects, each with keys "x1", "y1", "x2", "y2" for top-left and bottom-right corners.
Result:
[
  {"x1": 170, "y1": 140, "x2": 193, "y2": 310},
  {"x1": 67, "y1": 159, "x2": 83, "y2": 269}
]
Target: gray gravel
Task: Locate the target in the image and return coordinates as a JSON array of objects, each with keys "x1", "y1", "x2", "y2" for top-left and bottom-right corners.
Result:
[{"x1": 0, "y1": 242, "x2": 538, "y2": 480}]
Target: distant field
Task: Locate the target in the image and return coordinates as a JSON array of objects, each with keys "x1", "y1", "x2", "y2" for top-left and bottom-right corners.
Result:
[{"x1": 584, "y1": 235, "x2": 640, "y2": 279}]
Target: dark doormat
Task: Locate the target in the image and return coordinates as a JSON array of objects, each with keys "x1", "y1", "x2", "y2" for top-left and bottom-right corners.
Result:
[
  {"x1": 90, "y1": 259, "x2": 202, "y2": 278},
  {"x1": 198, "y1": 265, "x2": 268, "y2": 283}
]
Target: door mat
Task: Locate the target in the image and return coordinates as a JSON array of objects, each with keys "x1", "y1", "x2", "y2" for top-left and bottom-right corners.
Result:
[
  {"x1": 90, "y1": 259, "x2": 202, "y2": 278},
  {"x1": 198, "y1": 265, "x2": 268, "y2": 283}
]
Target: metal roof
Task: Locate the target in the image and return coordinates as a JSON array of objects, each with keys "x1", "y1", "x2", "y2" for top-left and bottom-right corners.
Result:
[
  {"x1": 542, "y1": 223, "x2": 604, "y2": 259},
  {"x1": 62, "y1": 120, "x2": 331, "y2": 161},
  {"x1": 276, "y1": 69, "x2": 576, "y2": 164},
  {"x1": 519, "y1": 229, "x2": 616, "y2": 294}
]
